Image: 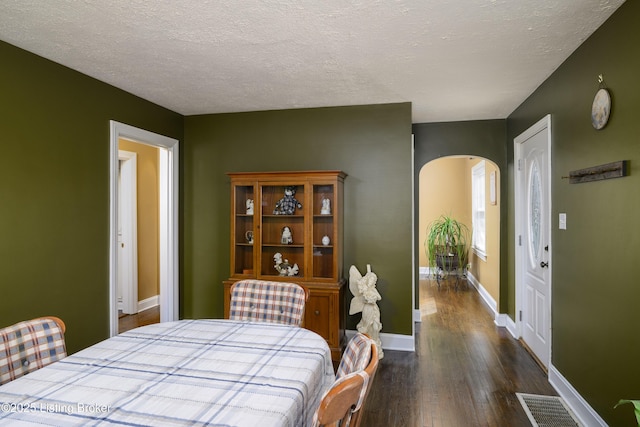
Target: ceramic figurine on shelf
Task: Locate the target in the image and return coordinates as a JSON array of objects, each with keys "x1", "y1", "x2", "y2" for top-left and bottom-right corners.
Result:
[
  {"x1": 274, "y1": 186, "x2": 302, "y2": 215},
  {"x1": 349, "y1": 264, "x2": 384, "y2": 359},
  {"x1": 273, "y1": 252, "x2": 299, "y2": 276},
  {"x1": 322, "y1": 235, "x2": 330, "y2": 246},
  {"x1": 246, "y1": 199, "x2": 254, "y2": 215},
  {"x1": 281, "y1": 226, "x2": 293, "y2": 244},
  {"x1": 321, "y1": 197, "x2": 331, "y2": 215}
]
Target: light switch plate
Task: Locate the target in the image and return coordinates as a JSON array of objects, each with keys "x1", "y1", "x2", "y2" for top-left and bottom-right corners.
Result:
[{"x1": 559, "y1": 213, "x2": 567, "y2": 230}]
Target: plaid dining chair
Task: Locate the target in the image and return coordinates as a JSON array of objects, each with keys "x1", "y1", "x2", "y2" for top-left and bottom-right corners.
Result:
[
  {"x1": 312, "y1": 370, "x2": 370, "y2": 427},
  {"x1": 0, "y1": 316, "x2": 67, "y2": 385},
  {"x1": 229, "y1": 279, "x2": 308, "y2": 326},
  {"x1": 314, "y1": 334, "x2": 379, "y2": 427},
  {"x1": 335, "y1": 332, "x2": 373, "y2": 379}
]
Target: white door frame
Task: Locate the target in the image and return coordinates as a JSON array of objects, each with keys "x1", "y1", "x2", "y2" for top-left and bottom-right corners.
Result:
[
  {"x1": 118, "y1": 150, "x2": 138, "y2": 314},
  {"x1": 109, "y1": 121, "x2": 179, "y2": 336},
  {"x1": 514, "y1": 114, "x2": 552, "y2": 367}
]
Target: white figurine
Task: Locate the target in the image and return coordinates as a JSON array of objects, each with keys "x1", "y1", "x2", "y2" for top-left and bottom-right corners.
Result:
[
  {"x1": 246, "y1": 199, "x2": 254, "y2": 215},
  {"x1": 281, "y1": 226, "x2": 293, "y2": 244},
  {"x1": 349, "y1": 264, "x2": 383, "y2": 359},
  {"x1": 286, "y1": 263, "x2": 299, "y2": 276},
  {"x1": 321, "y1": 198, "x2": 331, "y2": 215},
  {"x1": 273, "y1": 252, "x2": 283, "y2": 267},
  {"x1": 273, "y1": 252, "x2": 299, "y2": 276}
]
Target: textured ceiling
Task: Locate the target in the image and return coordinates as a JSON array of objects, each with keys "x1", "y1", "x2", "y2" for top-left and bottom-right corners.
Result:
[{"x1": 0, "y1": 0, "x2": 625, "y2": 123}]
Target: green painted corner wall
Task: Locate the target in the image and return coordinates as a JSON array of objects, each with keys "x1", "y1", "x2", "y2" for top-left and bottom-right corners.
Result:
[
  {"x1": 0, "y1": 40, "x2": 183, "y2": 353},
  {"x1": 507, "y1": 1, "x2": 640, "y2": 424},
  {"x1": 182, "y1": 103, "x2": 414, "y2": 335}
]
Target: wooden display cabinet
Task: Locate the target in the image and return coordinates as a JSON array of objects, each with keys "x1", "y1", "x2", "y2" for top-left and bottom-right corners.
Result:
[{"x1": 224, "y1": 171, "x2": 346, "y2": 361}]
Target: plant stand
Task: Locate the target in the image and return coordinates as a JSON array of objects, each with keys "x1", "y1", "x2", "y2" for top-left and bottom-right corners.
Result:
[{"x1": 435, "y1": 253, "x2": 468, "y2": 289}]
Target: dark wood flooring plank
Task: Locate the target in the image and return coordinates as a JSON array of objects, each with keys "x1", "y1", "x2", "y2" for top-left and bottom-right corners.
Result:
[{"x1": 359, "y1": 277, "x2": 556, "y2": 426}]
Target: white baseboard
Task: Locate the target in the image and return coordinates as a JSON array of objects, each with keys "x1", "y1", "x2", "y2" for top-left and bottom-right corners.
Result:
[
  {"x1": 467, "y1": 273, "x2": 519, "y2": 339},
  {"x1": 467, "y1": 272, "x2": 504, "y2": 322},
  {"x1": 138, "y1": 295, "x2": 159, "y2": 313},
  {"x1": 467, "y1": 272, "x2": 497, "y2": 314},
  {"x1": 496, "y1": 314, "x2": 518, "y2": 339},
  {"x1": 345, "y1": 329, "x2": 415, "y2": 353},
  {"x1": 549, "y1": 364, "x2": 607, "y2": 427}
]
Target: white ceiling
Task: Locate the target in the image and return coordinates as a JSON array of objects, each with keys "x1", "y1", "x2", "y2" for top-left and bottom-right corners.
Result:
[{"x1": 0, "y1": 0, "x2": 625, "y2": 123}]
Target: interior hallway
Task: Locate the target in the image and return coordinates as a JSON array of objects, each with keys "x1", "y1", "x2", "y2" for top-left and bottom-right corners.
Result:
[{"x1": 359, "y1": 276, "x2": 556, "y2": 426}]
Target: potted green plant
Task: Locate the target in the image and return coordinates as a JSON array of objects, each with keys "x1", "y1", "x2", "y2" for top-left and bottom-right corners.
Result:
[
  {"x1": 615, "y1": 399, "x2": 640, "y2": 425},
  {"x1": 424, "y1": 214, "x2": 470, "y2": 283}
]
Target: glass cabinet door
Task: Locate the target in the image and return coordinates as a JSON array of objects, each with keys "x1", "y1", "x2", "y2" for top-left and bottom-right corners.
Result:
[
  {"x1": 259, "y1": 183, "x2": 305, "y2": 278},
  {"x1": 232, "y1": 184, "x2": 255, "y2": 276},
  {"x1": 312, "y1": 183, "x2": 335, "y2": 280}
]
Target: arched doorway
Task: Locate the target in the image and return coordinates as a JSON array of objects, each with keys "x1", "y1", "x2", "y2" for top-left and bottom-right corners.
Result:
[{"x1": 418, "y1": 156, "x2": 501, "y2": 318}]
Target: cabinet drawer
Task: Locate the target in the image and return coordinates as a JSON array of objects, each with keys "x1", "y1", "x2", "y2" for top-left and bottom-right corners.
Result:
[{"x1": 305, "y1": 293, "x2": 331, "y2": 341}]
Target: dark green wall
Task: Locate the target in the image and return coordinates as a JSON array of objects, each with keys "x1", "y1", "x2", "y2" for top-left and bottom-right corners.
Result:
[
  {"x1": 0, "y1": 41, "x2": 183, "y2": 353},
  {"x1": 183, "y1": 103, "x2": 414, "y2": 335},
  {"x1": 507, "y1": 1, "x2": 640, "y2": 424},
  {"x1": 412, "y1": 120, "x2": 508, "y2": 310}
]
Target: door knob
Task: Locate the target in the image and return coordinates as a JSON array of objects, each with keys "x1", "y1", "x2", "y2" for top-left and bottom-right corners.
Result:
[{"x1": 540, "y1": 261, "x2": 549, "y2": 268}]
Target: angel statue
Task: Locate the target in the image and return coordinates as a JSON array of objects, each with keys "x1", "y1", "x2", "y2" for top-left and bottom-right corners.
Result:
[{"x1": 349, "y1": 264, "x2": 383, "y2": 359}]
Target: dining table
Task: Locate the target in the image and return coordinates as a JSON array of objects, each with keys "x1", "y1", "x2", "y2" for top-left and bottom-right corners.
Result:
[{"x1": 0, "y1": 319, "x2": 335, "y2": 426}]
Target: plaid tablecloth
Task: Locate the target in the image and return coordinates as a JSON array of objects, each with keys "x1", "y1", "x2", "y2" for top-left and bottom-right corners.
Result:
[{"x1": 0, "y1": 319, "x2": 335, "y2": 426}]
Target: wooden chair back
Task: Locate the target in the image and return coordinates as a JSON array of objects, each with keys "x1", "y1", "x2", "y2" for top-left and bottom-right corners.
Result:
[
  {"x1": 348, "y1": 342, "x2": 379, "y2": 427},
  {"x1": 314, "y1": 336, "x2": 379, "y2": 426},
  {"x1": 0, "y1": 316, "x2": 67, "y2": 385},
  {"x1": 313, "y1": 370, "x2": 368, "y2": 427},
  {"x1": 336, "y1": 332, "x2": 373, "y2": 379},
  {"x1": 229, "y1": 279, "x2": 309, "y2": 326}
]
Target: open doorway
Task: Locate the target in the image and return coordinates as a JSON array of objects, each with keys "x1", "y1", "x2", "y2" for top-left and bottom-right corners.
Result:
[
  {"x1": 109, "y1": 121, "x2": 179, "y2": 337},
  {"x1": 117, "y1": 149, "x2": 138, "y2": 317},
  {"x1": 418, "y1": 156, "x2": 501, "y2": 319},
  {"x1": 117, "y1": 141, "x2": 161, "y2": 332}
]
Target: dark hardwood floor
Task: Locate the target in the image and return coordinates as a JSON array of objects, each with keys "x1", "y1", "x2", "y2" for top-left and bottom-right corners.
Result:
[
  {"x1": 118, "y1": 305, "x2": 160, "y2": 333},
  {"x1": 359, "y1": 276, "x2": 557, "y2": 427}
]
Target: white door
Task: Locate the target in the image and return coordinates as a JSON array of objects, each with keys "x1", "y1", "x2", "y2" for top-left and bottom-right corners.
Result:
[
  {"x1": 117, "y1": 152, "x2": 138, "y2": 315},
  {"x1": 515, "y1": 115, "x2": 551, "y2": 369}
]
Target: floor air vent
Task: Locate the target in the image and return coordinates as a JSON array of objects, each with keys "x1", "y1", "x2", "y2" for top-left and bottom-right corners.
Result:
[{"x1": 516, "y1": 393, "x2": 582, "y2": 427}]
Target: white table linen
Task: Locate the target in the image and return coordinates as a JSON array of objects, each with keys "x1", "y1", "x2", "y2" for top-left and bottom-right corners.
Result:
[{"x1": 0, "y1": 319, "x2": 334, "y2": 426}]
